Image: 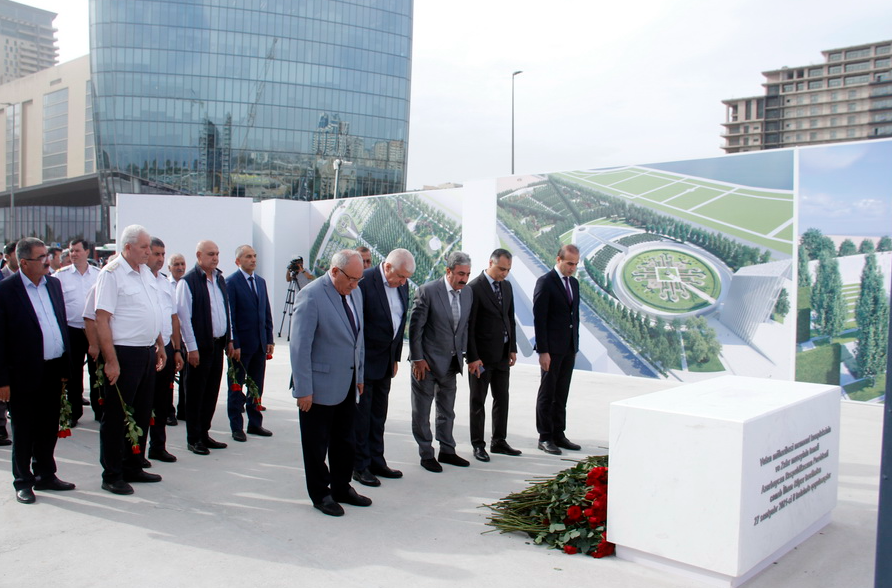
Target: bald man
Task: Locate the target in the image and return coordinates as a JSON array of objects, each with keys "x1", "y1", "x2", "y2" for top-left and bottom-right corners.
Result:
[{"x1": 176, "y1": 240, "x2": 234, "y2": 455}]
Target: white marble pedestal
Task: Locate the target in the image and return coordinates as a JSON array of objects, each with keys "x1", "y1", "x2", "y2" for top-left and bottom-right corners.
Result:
[{"x1": 608, "y1": 375, "x2": 840, "y2": 587}]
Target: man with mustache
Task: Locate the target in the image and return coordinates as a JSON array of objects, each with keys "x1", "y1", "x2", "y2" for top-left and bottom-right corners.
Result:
[{"x1": 408, "y1": 251, "x2": 473, "y2": 473}]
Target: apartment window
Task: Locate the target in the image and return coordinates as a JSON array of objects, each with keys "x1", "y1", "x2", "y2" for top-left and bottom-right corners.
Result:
[
  {"x1": 743, "y1": 137, "x2": 750, "y2": 146},
  {"x1": 808, "y1": 68, "x2": 823, "y2": 77},
  {"x1": 828, "y1": 65, "x2": 843, "y2": 75},
  {"x1": 872, "y1": 86, "x2": 892, "y2": 97},
  {"x1": 846, "y1": 48, "x2": 871, "y2": 59},
  {"x1": 873, "y1": 112, "x2": 892, "y2": 123},
  {"x1": 783, "y1": 83, "x2": 794, "y2": 92},
  {"x1": 85, "y1": 81, "x2": 94, "y2": 174},
  {"x1": 845, "y1": 62, "x2": 870, "y2": 73},
  {"x1": 831, "y1": 104, "x2": 840, "y2": 113},
  {"x1": 830, "y1": 91, "x2": 840, "y2": 101},
  {"x1": 810, "y1": 94, "x2": 820, "y2": 103},
  {"x1": 873, "y1": 98, "x2": 892, "y2": 109},
  {"x1": 810, "y1": 119, "x2": 819, "y2": 128},
  {"x1": 845, "y1": 75, "x2": 869, "y2": 86},
  {"x1": 743, "y1": 124, "x2": 750, "y2": 133},
  {"x1": 830, "y1": 130, "x2": 838, "y2": 139},
  {"x1": 877, "y1": 58, "x2": 891, "y2": 68},
  {"x1": 784, "y1": 134, "x2": 791, "y2": 141},
  {"x1": 829, "y1": 52, "x2": 843, "y2": 62},
  {"x1": 877, "y1": 72, "x2": 891, "y2": 83},
  {"x1": 796, "y1": 120, "x2": 804, "y2": 129},
  {"x1": 878, "y1": 45, "x2": 891, "y2": 55},
  {"x1": 830, "y1": 117, "x2": 839, "y2": 126},
  {"x1": 810, "y1": 106, "x2": 821, "y2": 115},
  {"x1": 745, "y1": 101, "x2": 752, "y2": 119},
  {"x1": 796, "y1": 96, "x2": 806, "y2": 104},
  {"x1": 848, "y1": 115, "x2": 858, "y2": 125},
  {"x1": 797, "y1": 107, "x2": 805, "y2": 116},
  {"x1": 796, "y1": 133, "x2": 804, "y2": 141},
  {"x1": 848, "y1": 90, "x2": 859, "y2": 99},
  {"x1": 809, "y1": 132, "x2": 818, "y2": 141},
  {"x1": 848, "y1": 102, "x2": 858, "y2": 112},
  {"x1": 828, "y1": 78, "x2": 842, "y2": 87},
  {"x1": 808, "y1": 81, "x2": 823, "y2": 90},
  {"x1": 797, "y1": 82, "x2": 805, "y2": 91},
  {"x1": 847, "y1": 128, "x2": 857, "y2": 137}
]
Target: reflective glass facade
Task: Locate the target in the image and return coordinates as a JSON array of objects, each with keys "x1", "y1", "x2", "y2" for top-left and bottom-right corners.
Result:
[{"x1": 89, "y1": 0, "x2": 412, "y2": 209}]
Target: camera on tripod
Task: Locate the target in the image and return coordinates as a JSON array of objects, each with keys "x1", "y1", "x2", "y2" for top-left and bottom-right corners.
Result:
[{"x1": 287, "y1": 256, "x2": 304, "y2": 277}]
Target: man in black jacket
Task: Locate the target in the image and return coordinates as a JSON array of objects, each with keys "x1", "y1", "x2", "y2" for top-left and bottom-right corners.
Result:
[
  {"x1": 466, "y1": 248, "x2": 521, "y2": 462},
  {"x1": 0, "y1": 238, "x2": 74, "y2": 503},
  {"x1": 533, "y1": 244, "x2": 582, "y2": 455}
]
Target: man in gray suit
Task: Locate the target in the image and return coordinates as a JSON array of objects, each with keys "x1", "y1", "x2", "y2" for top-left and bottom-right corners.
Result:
[
  {"x1": 291, "y1": 249, "x2": 371, "y2": 517},
  {"x1": 409, "y1": 251, "x2": 473, "y2": 473}
]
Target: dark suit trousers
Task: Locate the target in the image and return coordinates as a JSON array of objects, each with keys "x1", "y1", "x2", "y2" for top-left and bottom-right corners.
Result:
[
  {"x1": 469, "y1": 361, "x2": 510, "y2": 449},
  {"x1": 298, "y1": 386, "x2": 356, "y2": 504},
  {"x1": 353, "y1": 373, "x2": 392, "y2": 471},
  {"x1": 536, "y1": 352, "x2": 575, "y2": 442},
  {"x1": 9, "y1": 357, "x2": 65, "y2": 490},
  {"x1": 148, "y1": 341, "x2": 176, "y2": 451},
  {"x1": 227, "y1": 345, "x2": 266, "y2": 432},
  {"x1": 67, "y1": 326, "x2": 98, "y2": 422},
  {"x1": 185, "y1": 337, "x2": 226, "y2": 445},
  {"x1": 99, "y1": 346, "x2": 155, "y2": 482}
]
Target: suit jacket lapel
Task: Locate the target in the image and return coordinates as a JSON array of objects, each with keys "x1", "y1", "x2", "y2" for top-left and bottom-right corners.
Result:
[
  {"x1": 13, "y1": 273, "x2": 41, "y2": 330},
  {"x1": 324, "y1": 278, "x2": 355, "y2": 339}
]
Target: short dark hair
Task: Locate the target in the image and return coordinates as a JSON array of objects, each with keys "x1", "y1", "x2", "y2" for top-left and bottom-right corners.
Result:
[
  {"x1": 4, "y1": 241, "x2": 17, "y2": 256},
  {"x1": 69, "y1": 238, "x2": 90, "y2": 251},
  {"x1": 558, "y1": 244, "x2": 580, "y2": 259},
  {"x1": 16, "y1": 237, "x2": 45, "y2": 262},
  {"x1": 490, "y1": 248, "x2": 512, "y2": 263},
  {"x1": 48, "y1": 246, "x2": 63, "y2": 255},
  {"x1": 151, "y1": 237, "x2": 165, "y2": 249}
]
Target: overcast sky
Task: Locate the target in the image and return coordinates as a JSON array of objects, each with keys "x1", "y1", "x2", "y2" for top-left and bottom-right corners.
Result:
[{"x1": 19, "y1": 0, "x2": 892, "y2": 189}]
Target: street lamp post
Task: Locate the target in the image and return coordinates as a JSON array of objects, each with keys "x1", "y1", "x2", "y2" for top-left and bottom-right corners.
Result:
[
  {"x1": 2, "y1": 102, "x2": 16, "y2": 240},
  {"x1": 511, "y1": 70, "x2": 523, "y2": 175}
]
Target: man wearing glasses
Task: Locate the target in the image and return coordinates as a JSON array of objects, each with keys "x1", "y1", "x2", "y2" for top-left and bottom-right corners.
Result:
[
  {"x1": 0, "y1": 238, "x2": 75, "y2": 503},
  {"x1": 290, "y1": 249, "x2": 370, "y2": 517}
]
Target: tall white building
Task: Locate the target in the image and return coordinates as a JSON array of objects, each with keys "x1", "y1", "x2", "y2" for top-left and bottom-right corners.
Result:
[{"x1": 0, "y1": 0, "x2": 57, "y2": 85}]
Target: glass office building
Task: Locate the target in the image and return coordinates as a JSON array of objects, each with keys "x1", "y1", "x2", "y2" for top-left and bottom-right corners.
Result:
[{"x1": 90, "y1": 0, "x2": 412, "y2": 225}]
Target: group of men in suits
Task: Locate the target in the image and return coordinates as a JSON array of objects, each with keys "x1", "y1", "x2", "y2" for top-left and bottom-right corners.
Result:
[{"x1": 290, "y1": 243, "x2": 583, "y2": 516}]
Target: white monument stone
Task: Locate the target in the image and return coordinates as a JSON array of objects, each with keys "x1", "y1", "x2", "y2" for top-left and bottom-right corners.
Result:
[{"x1": 608, "y1": 375, "x2": 840, "y2": 587}]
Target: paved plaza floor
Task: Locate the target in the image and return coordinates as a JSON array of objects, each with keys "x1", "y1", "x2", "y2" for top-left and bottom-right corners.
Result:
[{"x1": 0, "y1": 340, "x2": 882, "y2": 587}]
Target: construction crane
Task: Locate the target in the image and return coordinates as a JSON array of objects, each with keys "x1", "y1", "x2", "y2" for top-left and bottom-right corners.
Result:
[{"x1": 233, "y1": 37, "x2": 278, "y2": 193}]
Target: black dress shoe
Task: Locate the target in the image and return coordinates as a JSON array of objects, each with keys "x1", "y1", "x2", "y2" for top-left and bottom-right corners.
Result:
[
  {"x1": 438, "y1": 452, "x2": 470, "y2": 467},
  {"x1": 147, "y1": 448, "x2": 177, "y2": 462},
  {"x1": 34, "y1": 476, "x2": 76, "y2": 491},
  {"x1": 369, "y1": 464, "x2": 403, "y2": 479},
  {"x1": 166, "y1": 415, "x2": 178, "y2": 427},
  {"x1": 247, "y1": 425, "x2": 273, "y2": 437},
  {"x1": 102, "y1": 480, "x2": 134, "y2": 495},
  {"x1": 333, "y1": 486, "x2": 372, "y2": 507},
  {"x1": 124, "y1": 470, "x2": 162, "y2": 483},
  {"x1": 555, "y1": 437, "x2": 581, "y2": 451},
  {"x1": 352, "y1": 468, "x2": 381, "y2": 487},
  {"x1": 490, "y1": 441, "x2": 522, "y2": 456},
  {"x1": 203, "y1": 436, "x2": 227, "y2": 449},
  {"x1": 141, "y1": 458, "x2": 152, "y2": 469},
  {"x1": 81, "y1": 396, "x2": 90, "y2": 406},
  {"x1": 473, "y1": 446, "x2": 490, "y2": 462},
  {"x1": 0, "y1": 437, "x2": 11, "y2": 447},
  {"x1": 313, "y1": 495, "x2": 344, "y2": 517},
  {"x1": 538, "y1": 440, "x2": 562, "y2": 455},
  {"x1": 420, "y1": 458, "x2": 443, "y2": 473},
  {"x1": 16, "y1": 488, "x2": 36, "y2": 504},
  {"x1": 232, "y1": 430, "x2": 247, "y2": 442},
  {"x1": 188, "y1": 442, "x2": 210, "y2": 455}
]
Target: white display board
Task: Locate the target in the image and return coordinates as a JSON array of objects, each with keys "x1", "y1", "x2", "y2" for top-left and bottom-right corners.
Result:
[{"x1": 608, "y1": 375, "x2": 840, "y2": 587}]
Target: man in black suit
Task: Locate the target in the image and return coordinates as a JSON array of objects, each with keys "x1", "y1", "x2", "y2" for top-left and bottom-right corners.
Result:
[
  {"x1": 226, "y1": 244, "x2": 274, "y2": 441},
  {"x1": 0, "y1": 238, "x2": 75, "y2": 503},
  {"x1": 352, "y1": 248, "x2": 414, "y2": 487},
  {"x1": 533, "y1": 244, "x2": 582, "y2": 455},
  {"x1": 176, "y1": 240, "x2": 234, "y2": 455},
  {"x1": 466, "y1": 248, "x2": 522, "y2": 462}
]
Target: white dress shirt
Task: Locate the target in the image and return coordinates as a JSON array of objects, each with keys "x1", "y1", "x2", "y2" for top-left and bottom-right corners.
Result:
[
  {"x1": 176, "y1": 269, "x2": 228, "y2": 352},
  {"x1": 21, "y1": 272, "x2": 65, "y2": 360},
  {"x1": 54, "y1": 263, "x2": 100, "y2": 329},
  {"x1": 154, "y1": 272, "x2": 175, "y2": 346},
  {"x1": 94, "y1": 256, "x2": 162, "y2": 347},
  {"x1": 379, "y1": 264, "x2": 403, "y2": 338}
]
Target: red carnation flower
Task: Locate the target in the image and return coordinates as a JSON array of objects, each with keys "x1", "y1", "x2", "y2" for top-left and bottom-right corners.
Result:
[
  {"x1": 266, "y1": 354, "x2": 273, "y2": 360},
  {"x1": 563, "y1": 545, "x2": 578, "y2": 555},
  {"x1": 57, "y1": 429, "x2": 71, "y2": 438},
  {"x1": 231, "y1": 383, "x2": 242, "y2": 392},
  {"x1": 586, "y1": 466, "x2": 608, "y2": 487},
  {"x1": 149, "y1": 417, "x2": 155, "y2": 426},
  {"x1": 169, "y1": 382, "x2": 174, "y2": 389},
  {"x1": 566, "y1": 505, "x2": 583, "y2": 521},
  {"x1": 592, "y1": 539, "x2": 615, "y2": 558},
  {"x1": 98, "y1": 397, "x2": 104, "y2": 406},
  {"x1": 131, "y1": 445, "x2": 141, "y2": 454}
]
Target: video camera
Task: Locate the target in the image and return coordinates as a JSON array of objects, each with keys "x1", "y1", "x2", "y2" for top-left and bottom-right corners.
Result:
[{"x1": 287, "y1": 256, "x2": 304, "y2": 276}]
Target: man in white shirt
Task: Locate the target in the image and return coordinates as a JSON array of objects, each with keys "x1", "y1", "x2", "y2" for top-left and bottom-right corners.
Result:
[
  {"x1": 176, "y1": 240, "x2": 234, "y2": 455},
  {"x1": 94, "y1": 225, "x2": 166, "y2": 495},
  {"x1": 145, "y1": 238, "x2": 184, "y2": 463},
  {"x1": 54, "y1": 239, "x2": 101, "y2": 425},
  {"x1": 167, "y1": 252, "x2": 187, "y2": 424}
]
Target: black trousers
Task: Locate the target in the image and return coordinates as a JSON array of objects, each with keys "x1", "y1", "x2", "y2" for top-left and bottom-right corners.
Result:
[
  {"x1": 536, "y1": 352, "x2": 575, "y2": 442},
  {"x1": 469, "y1": 360, "x2": 511, "y2": 449},
  {"x1": 148, "y1": 341, "x2": 176, "y2": 451},
  {"x1": 299, "y1": 385, "x2": 355, "y2": 504},
  {"x1": 227, "y1": 344, "x2": 266, "y2": 432},
  {"x1": 9, "y1": 357, "x2": 65, "y2": 490},
  {"x1": 99, "y1": 345, "x2": 155, "y2": 483},
  {"x1": 353, "y1": 373, "x2": 392, "y2": 471},
  {"x1": 185, "y1": 337, "x2": 225, "y2": 445},
  {"x1": 67, "y1": 326, "x2": 98, "y2": 422}
]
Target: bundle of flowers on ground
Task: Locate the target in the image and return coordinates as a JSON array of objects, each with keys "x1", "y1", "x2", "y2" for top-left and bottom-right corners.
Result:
[{"x1": 484, "y1": 455, "x2": 614, "y2": 557}]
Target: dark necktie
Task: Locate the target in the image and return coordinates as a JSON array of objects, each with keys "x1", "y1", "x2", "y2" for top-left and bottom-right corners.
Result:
[
  {"x1": 563, "y1": 276, "x2": 573, "y2": 303},
  {"x1": 493, "y1": 281, "x2": 502, "y2": 306},
  {"x1": 342, "y1": 294, "x2": 358, "y2": 338},
  {"x1": 248, "y1": 275, "x2": 258, "y2": 300}
]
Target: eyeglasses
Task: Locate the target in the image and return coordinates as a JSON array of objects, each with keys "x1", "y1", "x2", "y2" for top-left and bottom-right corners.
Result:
[
  {"x1": 338, "y1": 268, "x2": 364, "y2": 283},
  {"x1": 21, "y1": 254, "x2": 48, "y2": 262}
]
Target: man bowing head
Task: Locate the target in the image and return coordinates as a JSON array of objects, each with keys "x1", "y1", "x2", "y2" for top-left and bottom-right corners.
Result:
[{"x1": 290, "y1": 249, "x2": 370, "y2": 516}]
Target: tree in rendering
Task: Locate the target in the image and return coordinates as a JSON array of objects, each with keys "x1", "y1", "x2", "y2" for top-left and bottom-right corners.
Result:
[
  {"x1": 855, "y1": 253, "x2": 889, "y2": 382},
  {"x1": 810, "y1": 252, "x2": 847, "y2": 338}
]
